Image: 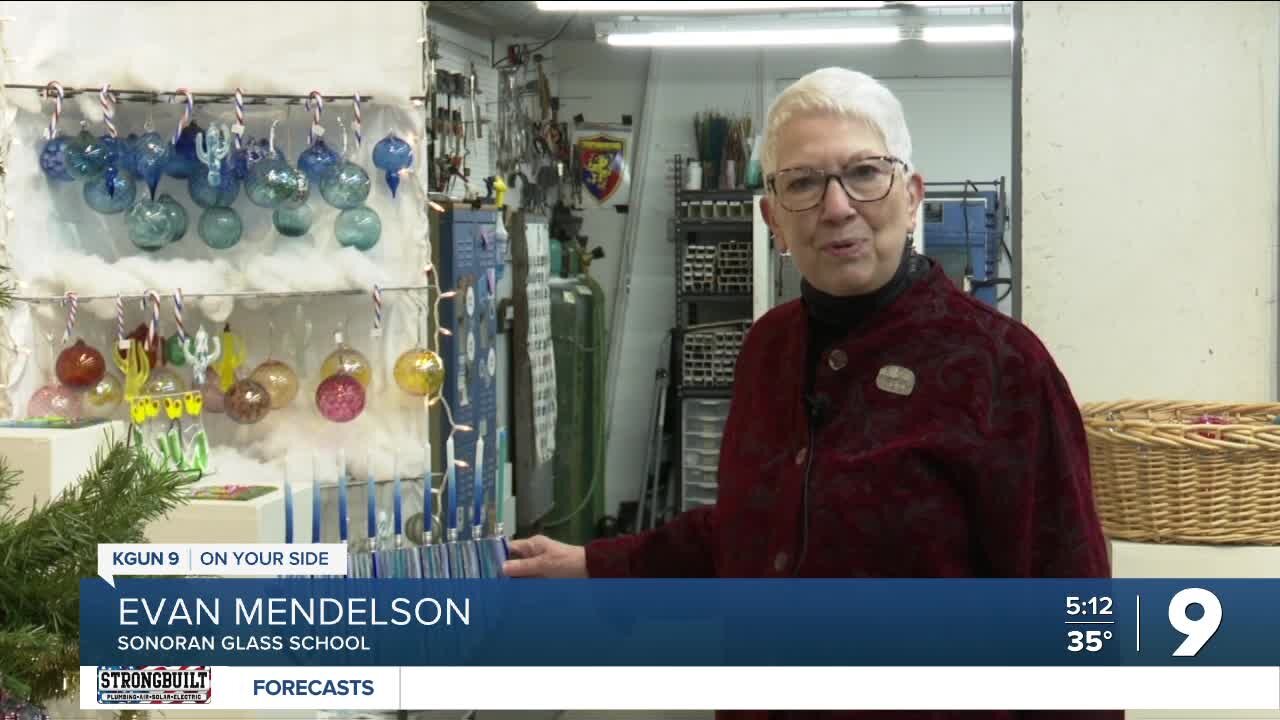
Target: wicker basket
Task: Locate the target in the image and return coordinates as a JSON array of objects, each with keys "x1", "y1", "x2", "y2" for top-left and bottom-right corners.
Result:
[{"x1": 1080, "y1": 400, "x2": 1280, "y2": 545}]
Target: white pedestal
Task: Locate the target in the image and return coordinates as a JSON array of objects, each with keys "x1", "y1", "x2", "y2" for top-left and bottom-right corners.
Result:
[
  {"x1": 146, "y1": 483, "x2": 313, "y2": 545},
  {"x1": 1111, "y1": 539, "x2": 1280, "y2": 719},
  {"x1": 0, "y1": 421, "x2": 126, "y2": 516}
]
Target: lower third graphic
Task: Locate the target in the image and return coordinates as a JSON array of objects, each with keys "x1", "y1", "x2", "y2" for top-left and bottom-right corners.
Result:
[{"x1": 97, "y1": 666, "x2": 212, "y2": 704}]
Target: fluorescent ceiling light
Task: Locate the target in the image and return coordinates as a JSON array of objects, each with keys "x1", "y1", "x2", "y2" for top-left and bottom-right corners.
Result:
[
  {"x1": 606, "y1": 26, "x2": 902, "y2": 46},
  {"x1": 906, "y1": 1, "x2": 1012, "y2": 6},
  {"x1": 922, "y1": 24, "x2": 1013, "y2": 43},
  {"x1": 540, "y1": 1, "x2": 885, "y2": 12}
]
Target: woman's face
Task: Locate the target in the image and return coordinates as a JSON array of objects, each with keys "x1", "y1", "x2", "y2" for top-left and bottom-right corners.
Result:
[{"x1": 762, "y1": 113, "x2": 923, "y2": 297}]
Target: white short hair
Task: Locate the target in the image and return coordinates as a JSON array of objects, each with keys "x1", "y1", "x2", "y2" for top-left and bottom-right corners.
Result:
[{"x1": 761, "y1": 67, "x2": 914, "y2": 178}]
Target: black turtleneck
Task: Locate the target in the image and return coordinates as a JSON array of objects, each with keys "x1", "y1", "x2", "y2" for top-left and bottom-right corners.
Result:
[{"x1": 801, "y1": 244, "x2": 929, "y2": 398}]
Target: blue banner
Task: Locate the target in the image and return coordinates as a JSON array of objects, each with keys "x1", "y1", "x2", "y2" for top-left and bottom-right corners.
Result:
[{"x1": 80, "y1": 578, "x2": 1274, "y2": 667}]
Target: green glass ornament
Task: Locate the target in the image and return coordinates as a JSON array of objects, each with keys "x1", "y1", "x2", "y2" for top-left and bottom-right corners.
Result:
[
  {"x1": 335, "y1": 206, "x2": 381, "y2": 251},
  {"x1": 247, "y1": 157, "x2": 309, "y2": 209},
  {"x1": 165, "y1": 334, "x2": 187, "y2": 367},
  {"x1": 273, "y1": 204, "x2": 314, "y2": 237},
  {"x1": 159, "y1": 194, "x2": 188, "y2": 241},
  {"x1": 83, "y1": 172, "x2": 136, "y2": 214},
  {"x1": 199, "y1": 207, "x2": 242, "y2": 249},
  {"x1": 126, "y1": 199, "x2": 172, "y2": 252},
  {"x1": 319, "y1": 161, "x2": 371, "y2": 210},
  {"x1": 65, "y1": 129, "x2": 110, "y2": 179}
]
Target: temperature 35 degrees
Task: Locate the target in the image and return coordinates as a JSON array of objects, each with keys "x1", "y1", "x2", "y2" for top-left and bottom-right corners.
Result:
[{"x1": 1065, "y1": 595, "x2": 1114, "y2": 653}]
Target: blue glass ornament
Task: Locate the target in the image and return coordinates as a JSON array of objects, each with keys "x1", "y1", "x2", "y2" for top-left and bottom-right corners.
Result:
[
  {"x1": 158, "y1": 193, "x2": 188, "y2": 241},
  {"x1": 188, "y1": 161, "x2": 240, "y2": 208},
  {"x1": 165, "y1": 122, "x2": 203, "y2": 179},
  {"x1": 320, "y1": 161, "x2": 371, "y2": 210},
  {"x1": 335, "y1": 206, "x2": 381, "y2": 251},
  {"x1": 273, "y1": 204, "x2": 314, "y2": 237},
  {"x1": 120, "y1": 133, "x2": 140, "y2": 177},
  {"x1": 131, "y1": 131, "x2": 172, "y2": 199},
  {"x1": 39, "y1": 135, "x2": 74, "y2": 181},
  {"x1": 372, "y1": 133, "x2": 413, "y2": 197},
  {"x1": 246, "y1": 158, "x2": 309, "y2": 209},
  {"x1": 231, "y1": 137, "x2": 284, "y2": 181},
  {"x1": 298, "y1": 139, "x2": 340, "y2": 182},
  {"x1": 83, "y1": 172, "x2": 136, "y2": 214},
  {"x1": 65, "y1": 129, "x2": 110, "y2": 180},
  {"x1": 198, "y1": 207, "x2": 242, "y2": 249},
  {"x1": 126, "y1": 199, "x2": 173, "y2": 252}
]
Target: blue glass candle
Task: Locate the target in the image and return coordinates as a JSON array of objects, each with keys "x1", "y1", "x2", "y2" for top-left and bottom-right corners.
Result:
[
  {"x1": 338, "y1": 450, "x2": 348, "y2": 542},
  {"x1": 311, "y1": 454, "x2": 321, "y2": 543},
  {"x1": 284, "y1": 468, "x2": 294, "y2": 544},
  {"x1": 393, "y1": 455, "x2": 403, "y2": 538}
]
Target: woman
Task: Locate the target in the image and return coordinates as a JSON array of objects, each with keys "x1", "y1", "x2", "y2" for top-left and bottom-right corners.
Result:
[{"x1": 505, "y1": 69, "x2": 1110, "y2": 586}]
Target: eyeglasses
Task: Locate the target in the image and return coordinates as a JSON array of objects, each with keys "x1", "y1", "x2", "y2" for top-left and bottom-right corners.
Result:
[{"x1": 767, "y1": 156, "x2": 907, "y2": 212}]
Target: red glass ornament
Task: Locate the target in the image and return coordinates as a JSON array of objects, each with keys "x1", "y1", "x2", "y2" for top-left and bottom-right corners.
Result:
[{"x1": 55, "y1": 338, "x2": 105, "y2": 388}]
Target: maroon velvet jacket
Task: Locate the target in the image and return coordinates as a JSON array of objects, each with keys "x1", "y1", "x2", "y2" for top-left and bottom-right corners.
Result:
[{"x1": 586, "y1": 262, "x2": 1117, "y2": 720}]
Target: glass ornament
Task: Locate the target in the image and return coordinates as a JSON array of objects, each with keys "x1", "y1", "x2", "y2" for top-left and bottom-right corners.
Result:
[
  {"x1": 231, "y1": 136, "x2": 284, "y2": 181},
  {"x1": 65, "y1": 129, "x2": 111, "y2": 179},
  {"x1": 142, "y1": 366, "x2": 185, "y2": 396},
  {"x1": 198, "y1": 207, "x2": 242, "y2": 250},
  {"x1": 198, "y1": 367, "x2": 225, "y2": 414},
  {"x1": 188, "y1": 160, "x2": 240, "y2": 208},
  {"x1": 120, "y1": 132, "x2": 140, "y2": 176},
  {"x1": 250, "y1": 359, "x2": 299, "y2": 409},
  {"x1": 246, "y1": 157, "x2": 310, "y2": 209},
  {"x1": 164, "y1": 334, "x2": 187, "y2": 367},
  {"x1": 321, "y1": 344, "x2": 372, "y2": 387},
  {"x1": 126, "y1": 199, "x2": 173, "y2": 252},
  {"x1": 126, "y1": 323, "x2": 161, "y2": 369},
  {"x1": 165, "y1": 121, "x2": 203, "y2": 179},
  {"x1": 298, "y1": 138, "x2": 340, "y2": 182},
  {"x1": 320, "y1": 161, "x2": 371, "y2": 210},
  {"x1": 159, "y1": 193, "x2": 188, "y2": 241},
  {"x1": 315, "y1": 373, "x2": 365, "y2": 423},
  {"x1": 39, "y1": 134, "x2": 74, "y2": 182},
  {"x1": 372, "y1": 132, "x2": 413, "y2": 197},
  {"x1": 224, "y1": 378, "x2": 271, "y2": 424},
  {"x1": 273, "y1": 204, "x2": 314, "y2": 237},
  {"x1": 335, "y1": 206, "x2": 381, "y2": 251},
  {"x1": 27, "y1": 384, "x2": 82, "y2": 419},
  {"x1": 85, "y1": 371, "x2": 124, "y2": 415},
  {"x1": 131, "y1": 131, "x2": 172, "y2": 199},
  {"x1": 56, "y1": 339, "x2": 106, "y2": 388},
  {"x1": 393, "y1": 347, "x2": 444, "y2": 397},
  {"x1": 83, "y1": 172, "x2": 137, "y2": 214}
]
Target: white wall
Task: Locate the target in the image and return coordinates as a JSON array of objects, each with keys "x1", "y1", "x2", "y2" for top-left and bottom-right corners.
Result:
[
  {"x1": 1021, "y1": 1, "x2": 1279, "y2": 403},
  {"x1": 555, "y1": 41, "x2": 1014, "y2": 514}
]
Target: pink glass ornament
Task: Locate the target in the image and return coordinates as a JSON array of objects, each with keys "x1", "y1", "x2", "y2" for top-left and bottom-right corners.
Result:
[
  {"x1": 27, "y1": 384, "x2": 82, "y2": 419},
  {"x1": 315, "y1": 373, "x2": 365, "y2": 423}
]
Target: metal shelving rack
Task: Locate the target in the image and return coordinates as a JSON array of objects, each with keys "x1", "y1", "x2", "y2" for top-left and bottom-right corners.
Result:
[{"x1": 669, "y1": 154, "x2": 757, "y2": 515}]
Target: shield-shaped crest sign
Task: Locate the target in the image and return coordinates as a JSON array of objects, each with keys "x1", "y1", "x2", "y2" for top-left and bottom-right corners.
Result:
[{"x1": 578, "y1": 134, "x2": 626, "y2": 204}]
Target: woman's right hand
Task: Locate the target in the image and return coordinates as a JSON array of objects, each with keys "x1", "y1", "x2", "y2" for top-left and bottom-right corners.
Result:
[{"x1": 502, "y1": 534, "x2": 588, "y2": 578}]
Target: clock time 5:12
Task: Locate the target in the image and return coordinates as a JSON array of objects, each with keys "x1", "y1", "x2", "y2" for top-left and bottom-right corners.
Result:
[{"x1": 1066, "y1": 596, "x2": 1113, "y2": 616}]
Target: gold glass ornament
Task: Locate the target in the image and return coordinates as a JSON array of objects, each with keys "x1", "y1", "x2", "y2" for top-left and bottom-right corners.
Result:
[
  {"x1": 321, "y1": 343, "x2": 372, "y2": 387},
  {"x1": 85, "y1": 371, "x2": 124, "y2": 415},
  {"x1": 250, "y1": 359, "x2": 300, "y2": 410},
  {"x1": 393, "y1": 347, "x2": 445, "y2": 397}
]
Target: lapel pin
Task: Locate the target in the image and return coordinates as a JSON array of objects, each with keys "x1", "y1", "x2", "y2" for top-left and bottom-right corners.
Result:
[{"x1": 876, "y1": 365, "x2": 916, "y2": 396}]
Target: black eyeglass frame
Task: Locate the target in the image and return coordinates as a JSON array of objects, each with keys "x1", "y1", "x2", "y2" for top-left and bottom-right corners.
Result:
[{"x1": 766, "y1": 155, "x2": 910, "y2": 212}]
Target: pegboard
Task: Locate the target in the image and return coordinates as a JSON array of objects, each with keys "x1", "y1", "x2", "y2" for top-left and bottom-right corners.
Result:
[{"x1": 435, "y1": 204, "x2": 499, "y2": 541}]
